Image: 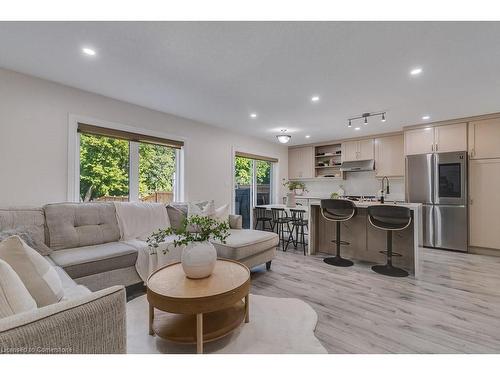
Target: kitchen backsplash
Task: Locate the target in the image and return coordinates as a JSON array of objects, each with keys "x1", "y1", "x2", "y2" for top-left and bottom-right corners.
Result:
[{"x1": 300, "y1": 172, "x2": 405, "y2": 201}]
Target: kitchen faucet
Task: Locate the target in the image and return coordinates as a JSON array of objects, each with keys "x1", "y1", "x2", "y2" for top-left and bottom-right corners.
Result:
[{"x1": 380, "y1": 176, "x2": 390, "y2": 203}]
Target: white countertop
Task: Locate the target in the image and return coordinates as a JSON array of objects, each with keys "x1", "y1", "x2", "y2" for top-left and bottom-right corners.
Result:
[
  {"x1": 309, "y1": 201, "x2": 422, "y2": 210},
  {"x1": 260, "y1": 202, "x2": 422, "y2": 211}
]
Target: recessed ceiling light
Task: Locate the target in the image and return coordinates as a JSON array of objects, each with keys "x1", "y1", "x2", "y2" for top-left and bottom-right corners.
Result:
[
  {"x1": 305, "y1": 135, "x2": 311, "y2": 139},
  {"x1": 422, "y1": 115, "x2": 430, "y2": 120},
  {"x1": 250, "y1": 113, "x2": 257, "y2": 119},
  {"x1": 82, "y1": 47, "x2": 96, "y2": 56},
  {"x1": 410, "y1": 67, "x2": 423, "y2": 76},
  {"x1": 354, "y1": 127, "x2": 361, "y2": 131},
  {"x1": 311, "y1": 96, "x2": 320, "y2": 102}
]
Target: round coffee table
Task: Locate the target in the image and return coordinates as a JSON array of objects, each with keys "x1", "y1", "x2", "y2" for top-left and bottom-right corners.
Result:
[{"x1": 146, "y1": 259, "x2": 251, "y2": 354}]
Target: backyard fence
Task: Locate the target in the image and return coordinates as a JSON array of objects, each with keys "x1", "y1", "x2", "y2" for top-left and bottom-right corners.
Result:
[{"x1": 94, "y1": 191, "x2": 173, "y2": 204}]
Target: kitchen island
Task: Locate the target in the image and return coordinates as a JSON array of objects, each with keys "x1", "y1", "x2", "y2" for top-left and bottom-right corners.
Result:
[{"x1": 309, "y1": 201, "x2": 422, "y2": 277}]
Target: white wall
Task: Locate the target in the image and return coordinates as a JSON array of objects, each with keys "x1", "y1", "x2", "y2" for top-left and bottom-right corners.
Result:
[{"x1": 0, "y1": 68, "x2": 288, "y2": 207}]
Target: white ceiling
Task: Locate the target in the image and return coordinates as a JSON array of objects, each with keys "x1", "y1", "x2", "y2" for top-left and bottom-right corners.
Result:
[{"x1": 1, "y1": 21, "x2": 500, "y2": 146}]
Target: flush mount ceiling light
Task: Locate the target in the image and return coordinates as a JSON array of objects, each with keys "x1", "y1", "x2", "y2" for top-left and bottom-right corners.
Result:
[
  {"x1": 311, "y1": 95, "x2": 320, "y2": 102},
  {"x1": 250, "y1": 113, "x2": 257, "y2": 118},
  {"x1": 410, "y1": 67, "x2": 423, "y2": 76},
  {"x1": 82, "y1": 47, "x2": 96, "y2": 56},
  {"x1": 422, "y1": 115, "x2": 430, "y2": 120},
  {"x1": 276, "y1": 129, "x2": 291, "y2": 144},
  {"x1": 347, "y1": 111, "x2": 386, "y2": 128}
]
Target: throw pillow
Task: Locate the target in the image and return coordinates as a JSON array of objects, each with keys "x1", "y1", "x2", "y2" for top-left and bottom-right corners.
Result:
[
  {"x1": 114, "y1": 202, "x2": 171, "y2": 241},
  {"x1": 0, "y1": 258, "x2": 37, "y2": 319},
  {"x1": 187, "y1": 200, "x2": 216, "y2": 218},
  {"x1": 0, "y1": 235, "x2": 63, "y2": 307},
  {"x1": 213, "y1": 204, "x2": 230, "y2": 224},
  {"x1": 166, "y1": 204, "x2": 188, "y2": 231},
  {"x1": 0, "y1": 229, "x2": 52, "y2": 256}
]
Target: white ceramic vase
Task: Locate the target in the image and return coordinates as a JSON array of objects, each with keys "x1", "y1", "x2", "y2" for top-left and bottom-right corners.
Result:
[
  {"x1": 286, "y1": 192, "x2": 296, "y2": 207},
  {"x1": 181, "y1": 241, "x2": 217, "y2": 279}
]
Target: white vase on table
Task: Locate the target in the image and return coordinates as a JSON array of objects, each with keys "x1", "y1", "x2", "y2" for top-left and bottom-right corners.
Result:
[{"x1": 181, "y1": 241, "x2": 217, "y2": 279}]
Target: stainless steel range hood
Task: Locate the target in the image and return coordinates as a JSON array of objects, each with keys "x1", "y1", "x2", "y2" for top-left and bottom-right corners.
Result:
[{"x1": 340, "y1": 159, "x2": 375, "y2": 172}]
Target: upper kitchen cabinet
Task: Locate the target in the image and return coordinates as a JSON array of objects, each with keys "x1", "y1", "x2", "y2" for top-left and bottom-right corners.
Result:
[
  {"x1": 469, "y1": 117, "x2": 500, "y2": 159},
  {"x1": 288, "y1": 146, "x2": 314, "y2": 179},
  {"x1": 341, "y1": 139, "x2": 374, "y2": 162},
  {"x1": 404, "y1": 123, "x2": 467, "y2": 155},
  {"x1": 404, "y1": 127, "x2": 434, "y2": 155},
  {"x1": 375, "y1": 134, "x2": 404, "y2": 177},
  {"x1": 434, "y1": 123, "x2": 467, "y2": 153}
]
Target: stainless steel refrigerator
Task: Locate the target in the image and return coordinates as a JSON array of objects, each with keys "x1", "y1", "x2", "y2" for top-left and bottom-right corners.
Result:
[{"x1": 406, "y1": 151, "x2": 468, "y2": 252}]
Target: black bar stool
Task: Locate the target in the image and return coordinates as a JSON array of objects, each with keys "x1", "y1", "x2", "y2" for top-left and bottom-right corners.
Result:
[
  {"x1": 271, "y1": 208, "x2": 292, "y2": 251},
  {"x1": 367, "y1": 205, "x2": 411, "y2": 277},
  {"x1": 320, "y1": 199, "x2": 357, "y2": 267},
  {"x1": 254, "y1": 206, "x2": 273, "y2": 231},
  {"x1": 285, "y1": 209, "x2": 308, "y2": 255}
]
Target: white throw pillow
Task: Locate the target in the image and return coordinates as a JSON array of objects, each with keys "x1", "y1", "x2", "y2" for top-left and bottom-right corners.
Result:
[
  {"x1": 213, "y1": 204, "x2": 230, "y2": 224},
  {"x1": 114, "y1": 202, "x2": 171, "y2": 241},
  {"x1": 0, "y1": 236, "x2": 63, "y2": 307},
  {"x1": 187, "y1": 200, "x2": 216, "y2": 218},
  {"x1": 0, "y1": 258, "x2": 37, "y2": 319}
]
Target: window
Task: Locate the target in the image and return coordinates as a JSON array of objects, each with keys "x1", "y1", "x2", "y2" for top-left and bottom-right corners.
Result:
[
  {"x1": 234, "y1": 152, "x2": 276, "y2": 229},
  {"x1": 77, "y1": 123, "x2": 183, "y2": 203}
]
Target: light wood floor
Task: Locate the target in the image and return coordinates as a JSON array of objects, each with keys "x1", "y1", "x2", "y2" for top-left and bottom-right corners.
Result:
[{"x1": 250, "y1": 247, "x2": 500, "y2": 353}]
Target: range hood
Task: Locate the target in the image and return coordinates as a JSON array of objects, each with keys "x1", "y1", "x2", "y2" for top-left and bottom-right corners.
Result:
[{"x1": 340, "y1": 159, "x2": 375, "y2": 172}]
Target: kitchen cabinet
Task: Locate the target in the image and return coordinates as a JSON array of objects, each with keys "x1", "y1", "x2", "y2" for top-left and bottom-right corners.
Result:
[
  {"x1": 434, "y1": 123, "x2": 467, "y2": 153},
  {"x1": 469, "y1": 159, "x2": 500, "y2": 251},
  {"x1": 469, "y1": 117, "x2": 500, "y2": 159},
  {"x1": 375, "y1": 134, "x2": 405, "y2": 177},
  {"x1": 404, "y1": 127, "x2": 435, "y2": 155},
  {"x1": 341, "y1": 139, "x2": 374, "y2": 162},
  {"x1": 404, "y1": 123, "x2": 467, "y2": 155},
  {"x1": 288, "y1": 146, "x2": 314, "y2": 179}
]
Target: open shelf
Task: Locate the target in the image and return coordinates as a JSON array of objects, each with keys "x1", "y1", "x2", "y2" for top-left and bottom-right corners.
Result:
[{"x1": 314, "y1": 143, "x2": 344, "y2": 179}]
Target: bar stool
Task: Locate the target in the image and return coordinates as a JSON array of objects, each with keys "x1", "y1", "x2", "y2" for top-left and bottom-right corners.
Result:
[
  {"x1": 320, "y1": 199, "x2": 357, "y2": 267},
  {"x1": 254, "y1": 206, "x2": 273, "y2": 231},
  {"x1": 271, "y1": 208, "x2": 292, "y2": 251},
  {"x1": 367, "y1": 205, "x2": 411, "y2": 277},
  {"x1": 285, "y1": 209, "x2": 308, "y2": 255}
]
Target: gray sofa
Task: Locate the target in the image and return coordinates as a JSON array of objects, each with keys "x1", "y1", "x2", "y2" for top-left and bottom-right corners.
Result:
[
  {"x1": 0, "y1": 203, "x2": 277, "y2": 291},
  {"x1": 0, "y1": 202, "x2": 277, "y2": 353}
]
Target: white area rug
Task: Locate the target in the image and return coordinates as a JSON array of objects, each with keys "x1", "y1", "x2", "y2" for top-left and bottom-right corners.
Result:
[{"x1": 127, "y1": 294, "x2": 327, "y2": 354}]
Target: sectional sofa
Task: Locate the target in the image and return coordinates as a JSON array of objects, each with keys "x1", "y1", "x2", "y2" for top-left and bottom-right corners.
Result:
[{"x1": 0, "y1": 202, "x2": 278, "y2": 353}]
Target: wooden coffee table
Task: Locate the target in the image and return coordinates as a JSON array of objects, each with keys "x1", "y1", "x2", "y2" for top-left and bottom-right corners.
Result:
[{"x1": 146, "y1": 259, "x2": 251, "y2": 354}]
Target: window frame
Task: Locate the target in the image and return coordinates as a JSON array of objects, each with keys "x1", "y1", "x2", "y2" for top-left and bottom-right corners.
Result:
[
  {"x1": 231, "y1": 146, "x2": 280, "y2": 220},
  {"x1": 68, "y1": 114, "x2": 185, "y2": 203}
]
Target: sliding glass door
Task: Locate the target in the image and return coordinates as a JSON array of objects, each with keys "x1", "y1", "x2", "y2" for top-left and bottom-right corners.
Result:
[{"x1": 234, "y1": 156, "x2": 273, "y2": 229}]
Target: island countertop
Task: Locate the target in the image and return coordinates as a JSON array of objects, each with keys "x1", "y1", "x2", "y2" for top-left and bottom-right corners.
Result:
[
  {"x1": 258, "y1": 201, "x2": 423, "y2": 278},
  {"x1": 308, "y1": 202, "x2": 423, "y2": 278}
]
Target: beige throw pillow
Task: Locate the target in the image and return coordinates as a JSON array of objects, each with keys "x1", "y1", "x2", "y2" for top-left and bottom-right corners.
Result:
[
  {"x1": 187, "y1": 200, "x2": 216, "y2": 218},
  {"x1": 213, "y1": 204, "x2": 230, "y2": 224},
  {"x1": 0, "y1": 236, "x2": 63, "y2": 307},
  {"x1": 0, "y1": 258, "x2": 37, "y2": 319}
]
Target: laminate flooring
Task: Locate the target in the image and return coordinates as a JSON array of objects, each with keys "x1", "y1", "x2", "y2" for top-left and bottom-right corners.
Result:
[{"x1": 250, "y1": 247, "x2": 500, "y2": 353}]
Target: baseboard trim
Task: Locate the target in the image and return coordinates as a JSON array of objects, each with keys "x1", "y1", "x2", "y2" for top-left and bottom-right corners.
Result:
[{"x1": 469, "y1": 246, "x2": 500, "y2": 257}]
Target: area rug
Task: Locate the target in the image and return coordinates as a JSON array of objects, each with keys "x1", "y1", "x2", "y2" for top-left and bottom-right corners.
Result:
[{"x1": 127, "y1": 294, "x2": 327, "y2": 354}]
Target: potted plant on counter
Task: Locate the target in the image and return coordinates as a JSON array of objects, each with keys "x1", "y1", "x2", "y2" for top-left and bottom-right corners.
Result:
[{"x1": 147, "y1": 215, "x2": 230, "y2": 279}]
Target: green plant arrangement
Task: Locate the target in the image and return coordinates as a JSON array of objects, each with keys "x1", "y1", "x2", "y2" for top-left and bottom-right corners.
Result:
[
  {"x1": 147, "y1": 215, "x2": 230, "y2": 254},
  {"x1": 282, "y1": 180, "x2": 307, "y2": 191}
]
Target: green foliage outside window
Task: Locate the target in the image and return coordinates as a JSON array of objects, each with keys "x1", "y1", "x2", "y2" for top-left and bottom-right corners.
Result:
[
  {"x1": 79, "y1": 133, "x2": 176, "y2": 201},
  {"x1": 235, "y1": 157, "x2": 271, "y2": 185}
]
